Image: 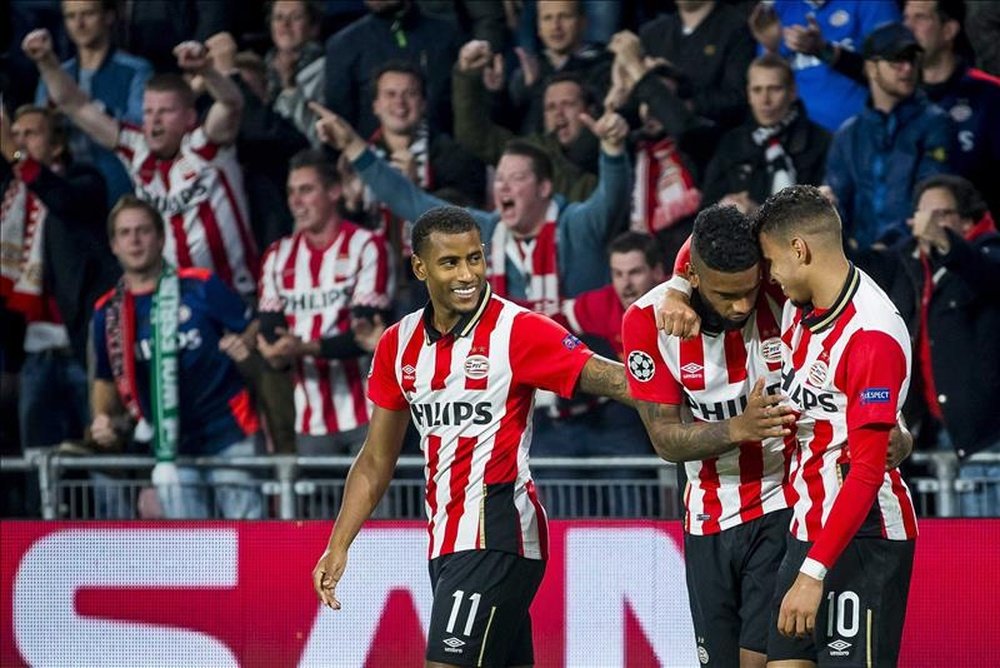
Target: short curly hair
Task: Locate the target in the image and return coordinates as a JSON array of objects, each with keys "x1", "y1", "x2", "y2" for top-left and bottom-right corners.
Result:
[
  {"x1": 411, "y1": 206, "x2": 481, "y2": 256},
  {"x1": 692, "y1": 204, "x2": 760, "y2": 272}
]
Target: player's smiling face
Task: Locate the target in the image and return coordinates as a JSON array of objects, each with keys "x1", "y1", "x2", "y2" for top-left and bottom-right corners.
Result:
[
  {"x1": 412, "y1": 229, "x2": 487, "y2": 328},
  {"x1": 759, "y1": 230, "x2": 809, "y2": 305}
]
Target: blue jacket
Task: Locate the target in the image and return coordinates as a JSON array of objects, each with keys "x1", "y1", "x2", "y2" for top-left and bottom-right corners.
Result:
[
  {"x1": 826, "y1": 94, "x2": 953, "y2": 250},
  {"x1": 93, "y1": 269, "x2": 256, "y2": 456},
  {"x1": 352, "y1": 148, "x2": 630, "y2": 298},
  {"x1": 773, "y1": 0, "x2": 899, "y2": 132},
  {"x1": 35, "y1": 47, "x2": 152, "y2": 205}
]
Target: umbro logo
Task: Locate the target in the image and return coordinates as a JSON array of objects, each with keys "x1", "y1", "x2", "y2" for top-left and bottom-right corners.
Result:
[
  {"x1": 680, "y1": 363, "x2": 703, "y2": 375},
  {"x1": 402, "y1": 364, "x2": 416, "y2": 378},
  {"x1": 443, "y1": 636, "x2": 465, "y2": 654},
  {"x1": 827, "y1": 639, "x2": 852, "y2": 656}
]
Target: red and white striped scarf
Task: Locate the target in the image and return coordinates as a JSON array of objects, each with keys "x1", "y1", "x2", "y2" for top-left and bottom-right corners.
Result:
[
  {"x1": 489, "y1": 201, "x2": 561, "y2": 316},
  {"x1": 0, "y1": 178, "x2": 47, "y2": 320},
  {"x1": 630, "y1": 136, "x2": 701, "y2": 234}
]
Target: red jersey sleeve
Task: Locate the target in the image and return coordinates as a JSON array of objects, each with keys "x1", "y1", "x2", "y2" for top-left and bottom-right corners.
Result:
[
  {"x1": 509, "y1": 311, "x2": 593, "y2": 398},
  {"x1": 841, "y1": 330, "x2": 907, "y2": 430},
  {"x1": 673, "y1": 236, "x2": 692, "y2": 275},
  {"x1": 621, "y1": 301, "x2": 684, "y2": 405},
  {"x1": 808, "y1": 330, "x2": 908, "y2": 569},
  {"x1": 366, "y1": 323, "x2": 407, "y2": 411}
]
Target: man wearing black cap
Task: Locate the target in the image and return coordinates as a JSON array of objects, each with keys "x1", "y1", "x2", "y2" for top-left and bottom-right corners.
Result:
[{"x1": 824, "y1": 22, "x2": 954, "y2": 254}]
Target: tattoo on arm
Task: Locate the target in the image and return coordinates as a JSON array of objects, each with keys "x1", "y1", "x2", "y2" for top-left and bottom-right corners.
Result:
[
  {"x1": 635, "y1": 400, "x2": 738, "y2": 462},
  {"x1": 578, "y1": 355, "x2": 636, "y2": 407}
]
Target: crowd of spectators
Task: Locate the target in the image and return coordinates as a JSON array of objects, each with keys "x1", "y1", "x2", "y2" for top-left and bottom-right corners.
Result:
[{"x1": 2, "y1": 0, "x2": 999, "y2": 518}]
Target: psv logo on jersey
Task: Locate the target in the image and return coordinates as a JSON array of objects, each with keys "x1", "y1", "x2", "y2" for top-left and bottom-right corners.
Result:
[{"x1": 464, "y1": 355, "x2": 490, "y2": 380}]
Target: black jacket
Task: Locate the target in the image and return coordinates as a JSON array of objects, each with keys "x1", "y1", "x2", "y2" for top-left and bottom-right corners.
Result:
[
  {"x1": 859, "y1": 227, "x2": 1000, "y2": 457},
  {"x1": 0, "y1": 159, "x2": 119, "y2": 364},
  {"x1": 324, "y1": 4, "x2": 461, "y2": 137},
  {"x1": 639, "y1": 4, "x2": 755, "y2": 132},
  {"x1": 701, "y1": 104, "x2": 831, "y2": 207}
]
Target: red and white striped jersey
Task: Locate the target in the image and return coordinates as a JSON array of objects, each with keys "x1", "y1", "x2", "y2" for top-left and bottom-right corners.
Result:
[
  {"x1": 779, "y1": 265, "x2": 918, "y2": 544},
  {"x1": 623, "y1": 283, "x2": 796, "y2": 535},
  {"x1": 259, "y1": 223, "x2": 393, "y2": 435},
  {"x1": 115, "y1": 125, "x2": 258, "y2": 296},
  {"x1": 367, "y1": 286, "x2": 593, "y2": 560}
]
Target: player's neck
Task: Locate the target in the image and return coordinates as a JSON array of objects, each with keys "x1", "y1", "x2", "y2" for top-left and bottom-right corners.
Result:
[
  {"x1": 430, "y1": 304, "x2": 460, "y2": 335},
  {"x1": 809, "y1": 255, "x2": 852, "y2": 310}
]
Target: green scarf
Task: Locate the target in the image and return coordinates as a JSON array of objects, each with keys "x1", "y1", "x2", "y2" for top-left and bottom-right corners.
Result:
[{"x1": 151, "y1": 263, "x2": 180, "y2": 463}]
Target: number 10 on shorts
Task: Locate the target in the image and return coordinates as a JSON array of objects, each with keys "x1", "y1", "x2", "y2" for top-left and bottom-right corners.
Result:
[
  {"x1": 825, "y1": 590, "x2": 860, "y2": 639},
  {"x1": 447, "y1": 590, "x2": 483, "y2": 636}
]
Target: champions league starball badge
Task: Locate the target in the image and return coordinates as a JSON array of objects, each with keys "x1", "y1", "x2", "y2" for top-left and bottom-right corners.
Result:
[{"x1": 628, "y1": 350, "x2": 656, "y2": 382}]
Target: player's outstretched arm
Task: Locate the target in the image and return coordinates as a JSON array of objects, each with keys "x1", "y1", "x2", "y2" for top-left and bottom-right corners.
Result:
[
  {"x1": 636, "y1": 378, "x2": 795, "y2": 463},
  {"x1": 312, "y1": 405, "x2": 410, "y2": 610},
  {"x1": 577, "y1": 355, "x2": 637, "y2": 408}
]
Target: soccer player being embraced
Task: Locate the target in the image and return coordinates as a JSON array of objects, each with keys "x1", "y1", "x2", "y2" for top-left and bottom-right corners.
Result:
[
  {"x1": 755, "y1": 186, "x2": 917, "y2": 667},
  {"x1": 311, "y1": 206, "x2": 636, "y2": 667},
  {"x1": 623, "y1": 205, "x2": 798, "y2": 668},
  {"x1": 642, "y1": 201, "x2": 914, "y2": 667}
]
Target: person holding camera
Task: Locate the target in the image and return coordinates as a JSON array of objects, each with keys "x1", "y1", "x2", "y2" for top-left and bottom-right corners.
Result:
[{"x1": 257, "y1": 149, "x2": 394, "y2": 455}]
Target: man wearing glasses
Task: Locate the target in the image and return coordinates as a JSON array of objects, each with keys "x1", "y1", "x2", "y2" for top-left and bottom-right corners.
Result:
[{"x1": 824, "y1": 22, "x2": 954, "y2": 254}]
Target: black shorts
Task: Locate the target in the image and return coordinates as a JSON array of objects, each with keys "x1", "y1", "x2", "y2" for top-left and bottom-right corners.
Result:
[
  {"x1": 684, "y1": 508, "x2": 791, "y2": 665},
  {"x1": 426, "y1": 549, "x2": 546, "y2": 667},
  {"x1": 768, "y1": 535, "x2": 915, "y2": 666}
]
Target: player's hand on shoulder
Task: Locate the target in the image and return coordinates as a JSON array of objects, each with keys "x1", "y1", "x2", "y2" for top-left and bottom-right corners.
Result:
[
  {"x1": 730, "y1": 378, "x2": 795, "y2": 442},
  {"x1": 656, "y1": 288, "x2": 700, "y2": 339}
]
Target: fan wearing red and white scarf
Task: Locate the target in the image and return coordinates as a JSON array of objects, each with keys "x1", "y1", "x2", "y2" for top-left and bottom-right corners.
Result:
[
  {"x1": 0, "y1": 161, "x2": 48, "y2": 321},
  {"x1": 631, "y1": 137, "x2": 701, "y2": 235},
  {"x1": 489, "y1": 200, "x2": 562, "y2": 316}
]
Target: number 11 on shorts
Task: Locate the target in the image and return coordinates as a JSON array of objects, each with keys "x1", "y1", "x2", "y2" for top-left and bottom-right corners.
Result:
[{"x1": 446, "y1": 590, "x2": 483, "y2": 636}]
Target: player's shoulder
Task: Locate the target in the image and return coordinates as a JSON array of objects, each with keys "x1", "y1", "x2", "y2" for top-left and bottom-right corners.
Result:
[
  {"x1": 851, "y1": 270, "x2": 909, "y2": 337},
  {"x1": 625, "y1": 282, "x2": 668, "y2": 324}
]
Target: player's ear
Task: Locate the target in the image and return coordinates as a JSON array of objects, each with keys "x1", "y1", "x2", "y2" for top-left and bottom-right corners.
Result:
[
  {"x1": 791, "y1": 236, "x2": 809, "y2": 264},
  {"x1": 411, "y1": 253, "x2": 427, "y2": 281}
]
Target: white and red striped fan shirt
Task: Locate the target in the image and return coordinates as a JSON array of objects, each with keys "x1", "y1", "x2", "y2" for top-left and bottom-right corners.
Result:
[
  {"x1": 115, "y1": 125, "x2": 258, "y2": 296},
  {"x1": 779, "y1": 265, "x2": 918, "y2": 549},
  {"x1": 260, "y1": 223, "x2": 393, "y2": 435},
  {"x1": 367, "y1": 286, "x2": 593, "y2": 560},
  {"x1": 623, "y1": 283, "x2": 796, "y2": 535}
]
